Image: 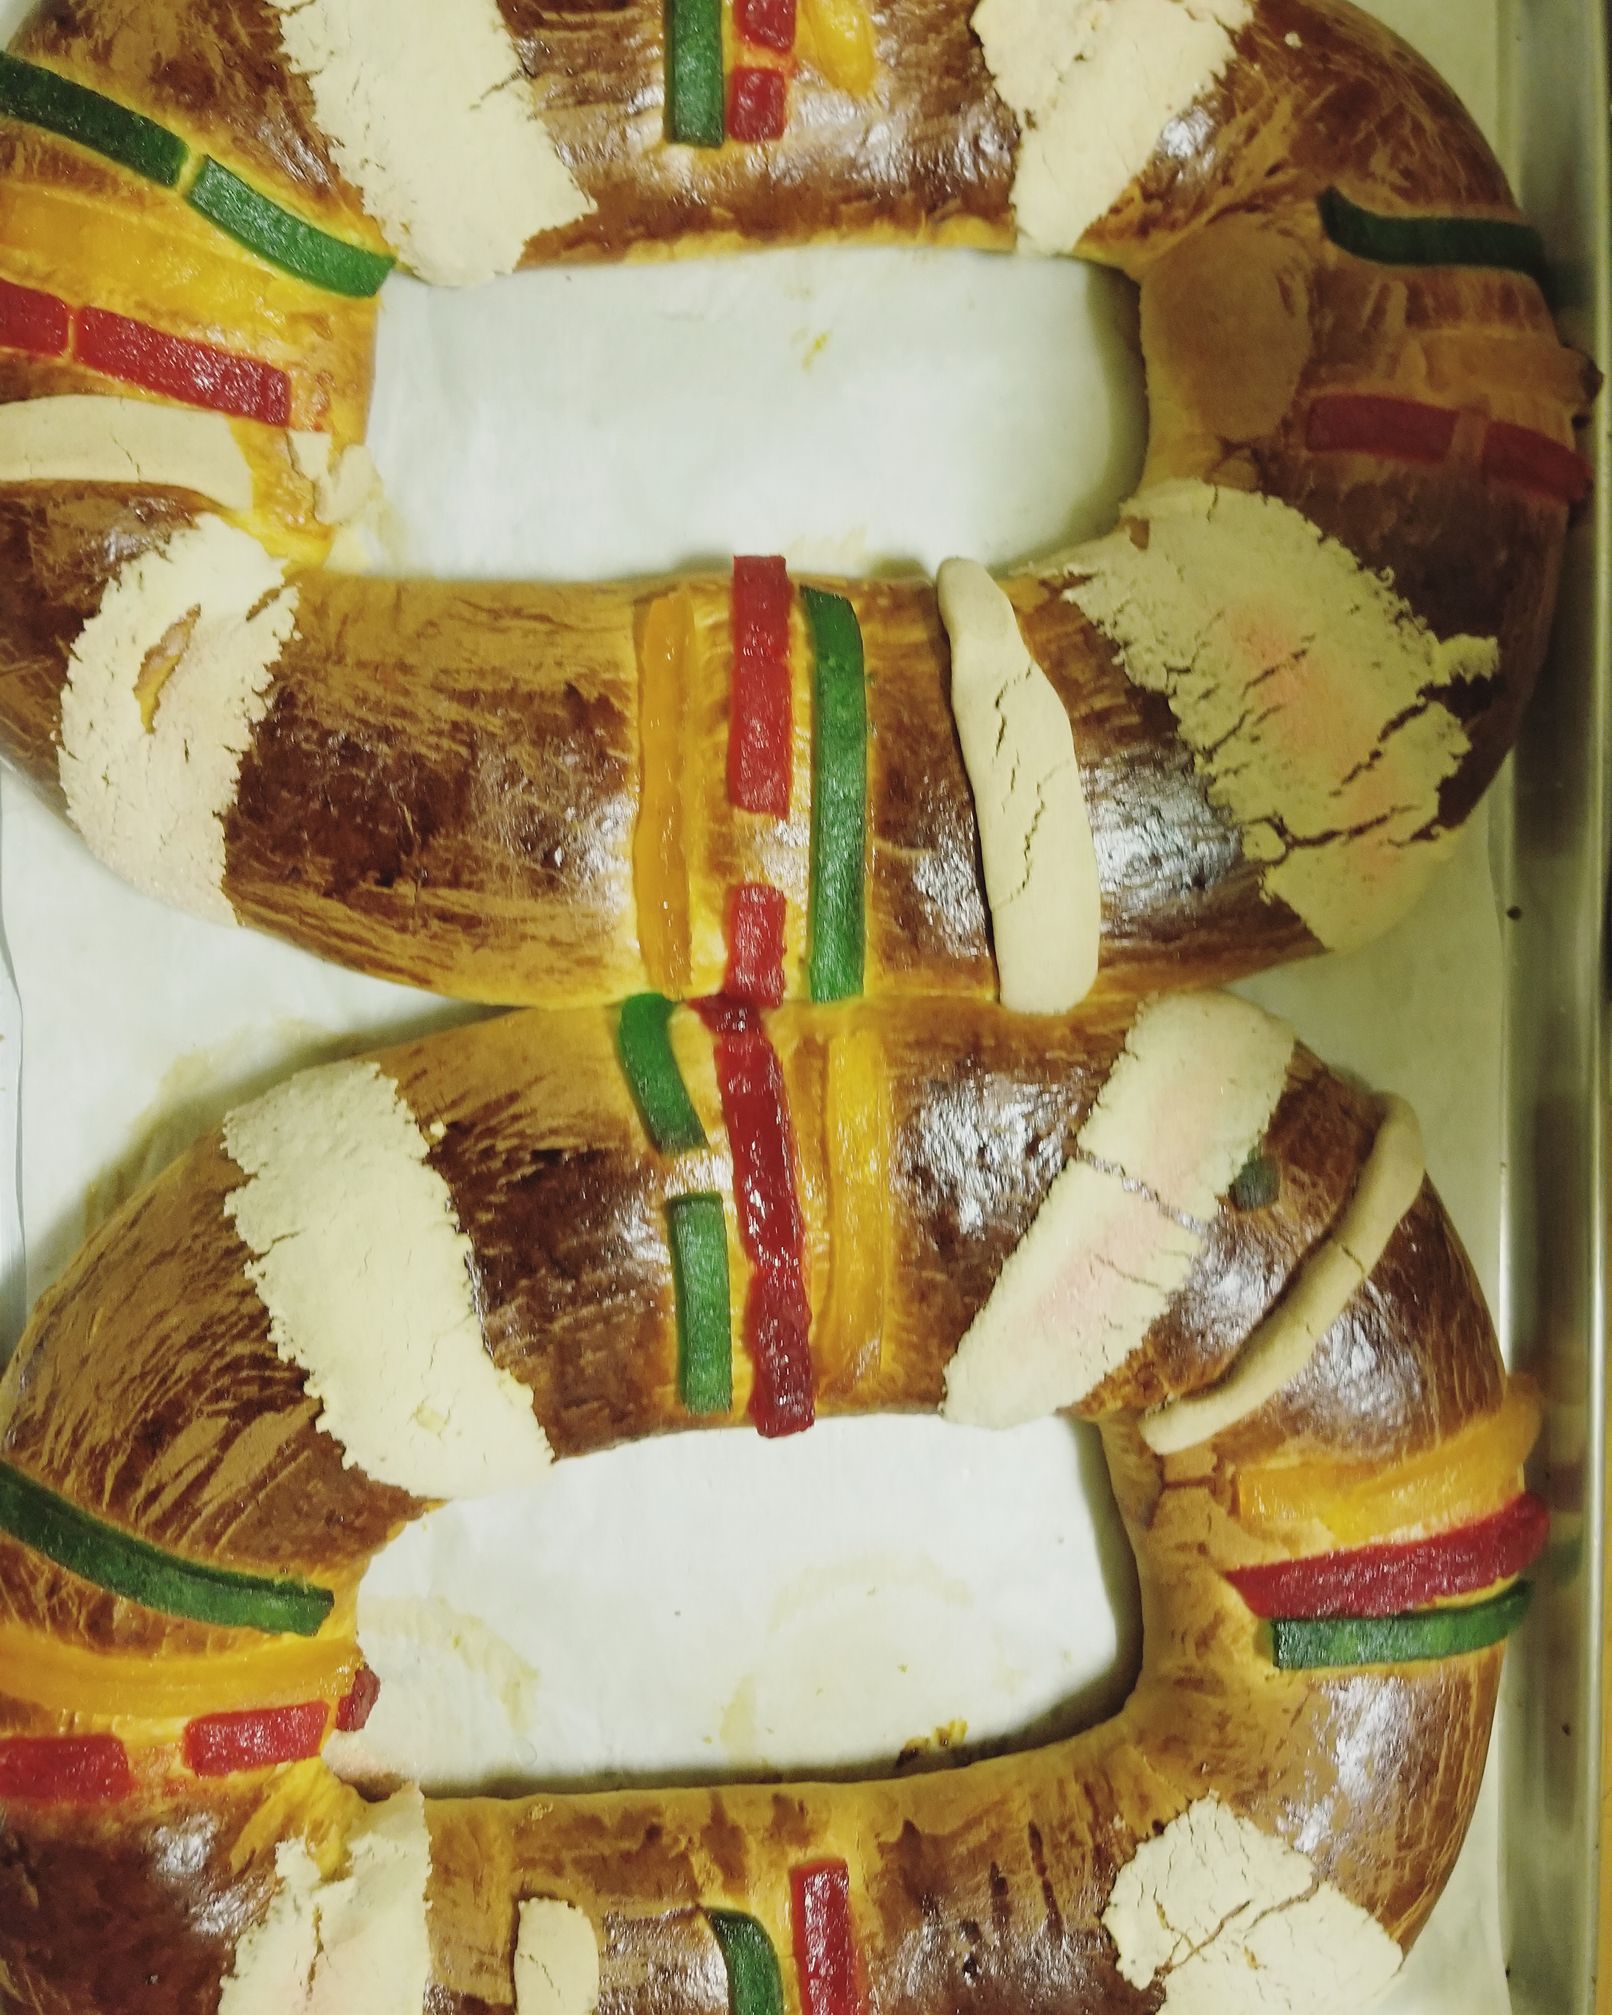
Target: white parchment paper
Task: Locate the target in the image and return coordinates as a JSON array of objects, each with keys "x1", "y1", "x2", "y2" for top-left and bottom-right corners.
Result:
[{"x1": 0, "y1": 3, "x2": 1514, "y2": 2008}]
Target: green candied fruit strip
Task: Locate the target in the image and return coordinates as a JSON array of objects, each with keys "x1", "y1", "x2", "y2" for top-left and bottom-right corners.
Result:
[
  {"x1": 668, "y1": 1193, "x2": 733, "y2": 1416},
  {"x1": 1230, "y1": 1150, "x2": 1281, "y2": 1212},
  {"x1": 0, "y1": 1461, "x2": 334, "y2": 1638},
  {"x1": 708, "y1": 1912, "x2": 786, "y2": 2015},
  {"x1": 187, "y1": 157, "x2": 395, "y2": 299},
  {"x1": 665, "y1": 0, "x2": 724, "y2": 146},
  {"x1": 1270, "y1": 1580, "x2": 1532, "y2": 1671},
  {"x1": 802, "y1": 586, "x2": 868, "y2": 1005},
  {"x1": 1318, "y1": 187, "x2": 1551, "y2": 291},
  {"x1": 618, "y1": 994, "x2": 708, "y2": 1154},
  {"x1": 0, "y1": 52, "x2": 186, "y2": 187}
]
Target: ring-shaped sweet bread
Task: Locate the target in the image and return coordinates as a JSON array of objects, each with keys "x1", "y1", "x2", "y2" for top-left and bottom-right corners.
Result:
[
  {"x1": 0, "y1": 0, "x2": 1580, "y2": 2008},
  {"x1": 0, "y1": 990, "x2": 1545, "y2": 2011},
  {"x1": 0, "y1": 0, "x2": 1596, "y2": 1015}
]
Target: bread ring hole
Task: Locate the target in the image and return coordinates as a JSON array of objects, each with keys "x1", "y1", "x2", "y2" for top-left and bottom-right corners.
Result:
[
  {"x1": 133, "y1": 606, "x2": 201, "y2": 732},
  {"x1": 327, "y1": 1418, "x2": 1142, "y2": 1799},
  {"x1": 364, "y1": 254, "x2": 1146, "y2": 579}
]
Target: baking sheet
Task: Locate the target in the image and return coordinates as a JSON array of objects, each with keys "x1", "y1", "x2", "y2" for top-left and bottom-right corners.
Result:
[
  {"x1": 0, "y1": 2, "x2": 1527, "y2": 2008},
  {"x1": 1491, "y1": 0, "x2": 1610, "y2": 2007}
]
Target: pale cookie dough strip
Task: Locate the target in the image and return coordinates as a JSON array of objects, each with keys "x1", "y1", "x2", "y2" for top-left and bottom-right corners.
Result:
[
  {"x1": 56, "y1": 516, "x2": 297, "y2": 925},
  {"x1": 218, "y1": 1788, "x2": 433, "y2": 2015},
  {"x1": 942, "y1": 992, "x2": 1294, "y2": 1428},
  {"x1": 972, "y1": 0, "x2": 1256, "y2": 255},
  {"x1": 0, "y1": 394, "x2": 254, "y2": 510},
  {"x1": 514, "y1": 1900, "x2": 604, "y2": 2015},
  {"x1": 938, "y1": 556, "x2": 1101, "y2": 1013},
  {"x1": 1102, "y1": 1795, "x2": 1403, "y2": 2013},
  {"x1": 1141, "y1": 1097, "x2": 1426, "y2": 1454},
  {"x1": 265, "y1": 0, "x2": 592, "y2": 288},
  {"x1": 1064, "y1": 481, "x2": 1501, "y2": 953},
  {"x1": 223, "y1": 1059, "x2": 555, "y2": 1501}
]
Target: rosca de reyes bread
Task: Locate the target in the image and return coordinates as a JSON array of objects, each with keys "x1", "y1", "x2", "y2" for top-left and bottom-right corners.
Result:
[
  {"x1": 0, "y1": 0, "x2": 1597, "y2": 1011},
  {"x1": 0, "y1": 992, "x2": 1544, "y2": 2013}
]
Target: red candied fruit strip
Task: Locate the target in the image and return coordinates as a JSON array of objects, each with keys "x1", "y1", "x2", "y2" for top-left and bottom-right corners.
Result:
[
  {"x1": 728, "y1": 66, "x2": 788, "y2": 144},
  {"x1": 75, "y1": 305, "x2": 293, "y2": 428},
  {"x1": 1482, "y1": 420, "x2": 1594, "y2": 506},
  {"x1": 730, "y1": 555, "x2": 794, "y2": 815},
  {"x1": 1226, "y1": 1491, "x2": 1549, "y2": 1620},
  {"x1": 335, "y1": 1663, "x2": 382, "y2": 1733},
  {"x1": 0, "y1": 274, "x2": 69, "y2": 357},
  {"x1": 182, "y1": 1699, "x2": 330, "y2": 1777},
  {"x1": 0, "y1": 1733, "x2": 132, "y2": 1804},
  {"x1": 724, "y1": 883, "x2": 788, "y2": 1006},
  {"x1": 695, "y1": 998, "x2": 815, "y2": 1436},
  {"x1": 1305, "y1": 393, "x2": 1459, "y2": 465},
  {"x1": 735, "y1": 0, "x2": 797, "y2": 50},
  {"x1": 792, "y1": 1860, "x2": 861, "y2": 2015}
]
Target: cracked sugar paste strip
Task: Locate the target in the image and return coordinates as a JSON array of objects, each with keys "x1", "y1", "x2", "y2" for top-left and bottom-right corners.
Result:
[
  {"x1": 943, "y1": 994, "x2": 1293, "y2": 1429},
  {"x1": 57, "y1": 517, "x2": 297, "y2": 925},
  {"x1": 0, "y1": 394, "x2": 254, "y2": 508},
  {"x1": 1064, "y1": 481, "x2": 1500, "y2": 950},
  {"x1": 219, "y1": 1788, "x2": 432, "y2": 2015},
  {"x1": 267, "y1": 0, "x2": 592, "y2": 287},
  {"x1": 1143, "y1": 1097, "x2": 1425, "y2": 1454},
  {"x1": 938, "y1": 558, "x2": 1101, "y2": 1013},
  {"x1": 972, "y1": 0, "x2": 1254, "y2": 254},
  {"x1": 1103, "y1": 1797, "x2": 1402, "y2": 2014},
  {"x1": 515, "y1": 1900, "x2": 603, "y2": 2015},
  {"x1": 223, "y1": 1060, "x2": 554, "y2": 1500}
]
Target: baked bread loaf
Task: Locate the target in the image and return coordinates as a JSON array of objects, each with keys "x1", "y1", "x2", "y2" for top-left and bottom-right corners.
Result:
[
  {"x1": 0, "y1": 992, "x2": 1543, "y2": 2012},
  {"x1": 0, "y1": 1, "x2": 1567, "y2": 2008},
  {"x1": 0, "y1": 0, "x2": 1595, "y2": 1009}
]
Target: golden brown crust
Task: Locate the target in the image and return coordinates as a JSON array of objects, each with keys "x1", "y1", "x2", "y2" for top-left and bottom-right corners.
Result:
[
  {"x1": 0, "y1": 1131, "x2": 418, "y2": 1657},
  {"x1": 222, "y1": 576, "x2": 651, "y2": 1003},
  {"x1": 0, "y1": 1, "x2": 1568, "y2": 2005},
  {"x1": 0, "y1": 0, "x2": 1591, "y2": 1004},
  {"x1": 12, "y1": 0, "x2": 374, "y2": 236},
  {"x1": 0, "y1": 482, "x2": 195, "y2": 798},
  {"x1": 501, "y1": 0, "x2": 1018, "y2": 261},
  {"x1": 0, "y1": 994, "x2": 1520, "y2": 2011}
]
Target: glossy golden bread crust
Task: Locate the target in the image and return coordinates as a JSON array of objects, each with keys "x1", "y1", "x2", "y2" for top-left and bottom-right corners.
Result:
[
  {"x1": 0, "y1": 0, "x2": 1569, "y2": 2008},
  {"x1": 0, "y1": 0, "x2": 1595, "y2": 1004},
  {"x1": 0, "y1": 997, "x2": 1512, "y2": 2012}
]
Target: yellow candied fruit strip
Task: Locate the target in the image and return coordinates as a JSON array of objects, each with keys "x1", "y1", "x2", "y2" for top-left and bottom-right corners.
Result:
[
  {"x1": 0, "y1": 175, "x2": 306, "y2": 346},
  {"x1": 816, "y1": 1022, "x2": 888, "y2": 1393},
  {"x1": 800, "y1": 0, "x2": 877, "y2": 96},
  {"x1": 0, "y1": 175, "x2": 375, "y2": 441},
  {"x1": 0, "y1": 1610, "x2": 360, "y2": 1722},
  {"x1": 1237, "y1": 1379, "x2": 1542, "y2": 1546},
  {"x1": 636, "y1": 590, "x2": 696, "y2": 998}
]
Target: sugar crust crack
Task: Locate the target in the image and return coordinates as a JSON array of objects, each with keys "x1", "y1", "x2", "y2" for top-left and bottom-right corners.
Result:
[{"x1": 1064, "y1": 482, "x2": 1500, "y2": 951}]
